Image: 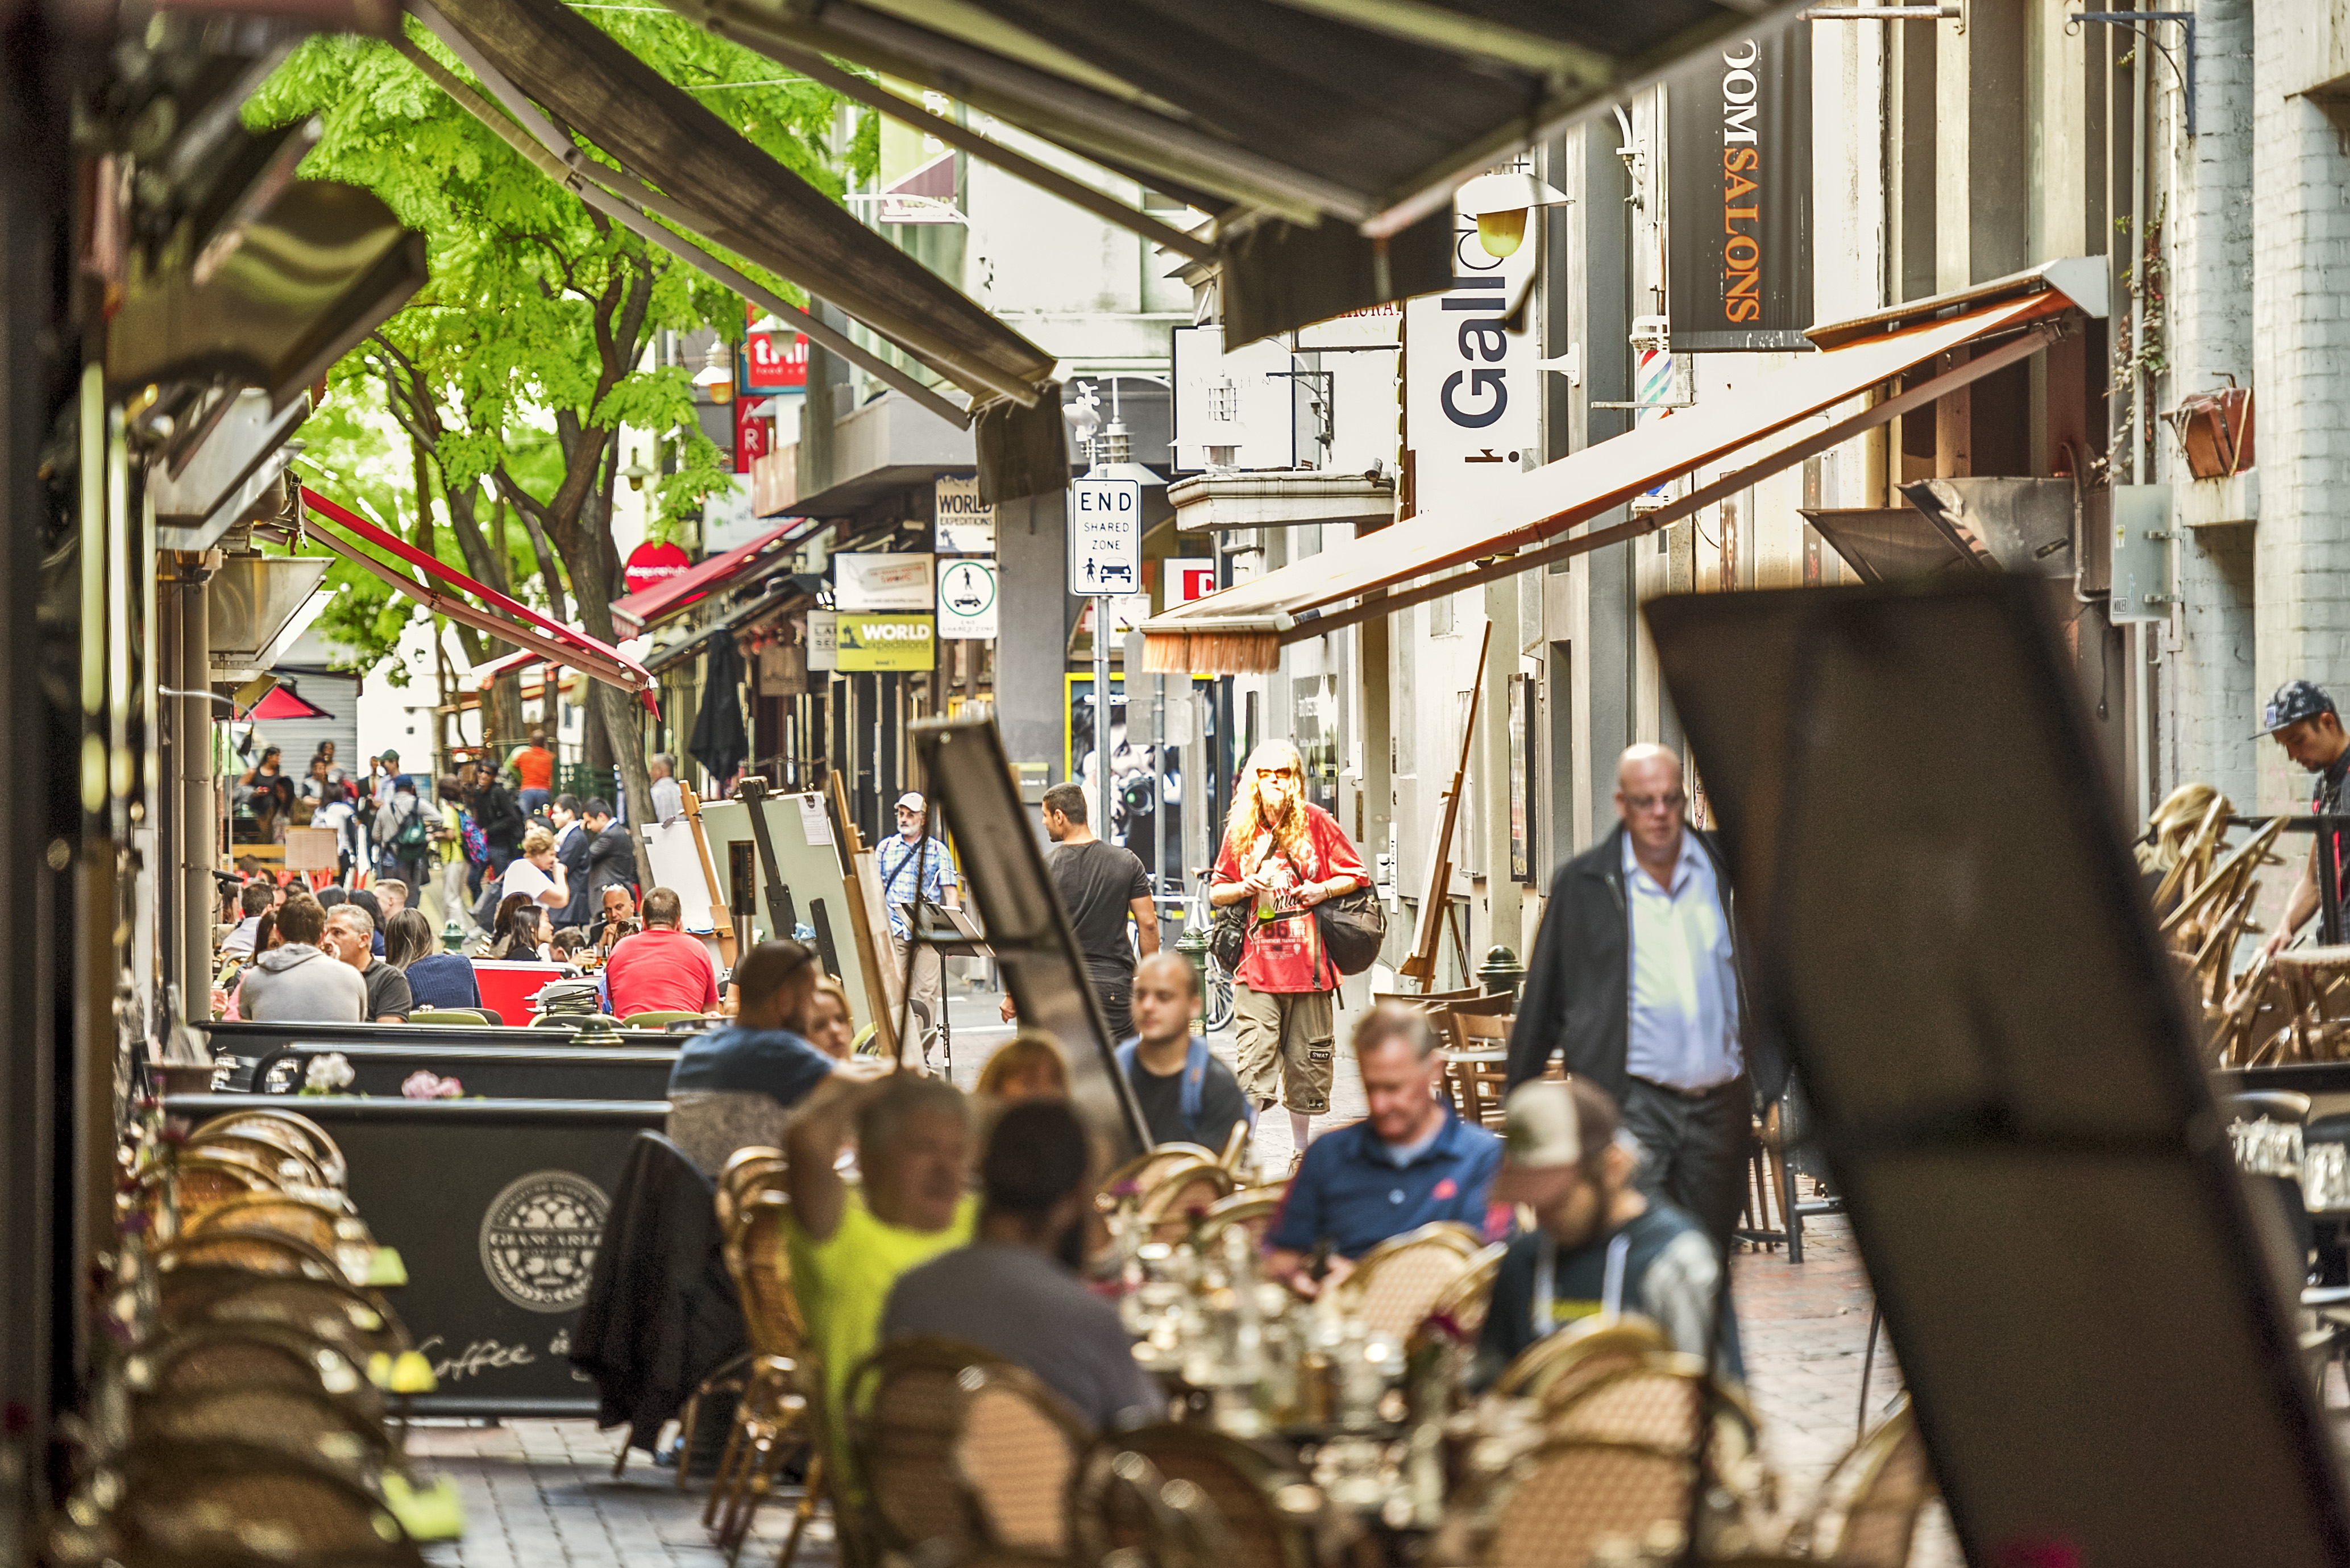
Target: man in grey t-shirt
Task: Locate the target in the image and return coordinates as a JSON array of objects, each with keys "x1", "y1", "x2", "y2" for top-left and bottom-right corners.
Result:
[{"x1": 882, "y1": 1100, "x2": 1158, "y2": 1432}]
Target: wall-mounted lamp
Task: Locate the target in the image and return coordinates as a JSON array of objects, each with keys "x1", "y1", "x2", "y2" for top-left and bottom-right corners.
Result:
[{"x1": 1456, "y1": 170, "x2": 1572, "y2": 259}]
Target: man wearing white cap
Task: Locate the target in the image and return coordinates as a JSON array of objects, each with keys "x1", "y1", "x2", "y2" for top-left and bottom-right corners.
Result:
[
  {"x1": 877, "y1": 791, "x2": 960, "y2": 1066},
  {"x1": 1475, "y1": 1078, "x2": 1741, "y2": 1386}
]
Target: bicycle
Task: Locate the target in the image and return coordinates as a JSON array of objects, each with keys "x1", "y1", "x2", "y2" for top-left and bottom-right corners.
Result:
[{"x1": 1168, "y1": 876, "x2": 1235, "y2": 1033}]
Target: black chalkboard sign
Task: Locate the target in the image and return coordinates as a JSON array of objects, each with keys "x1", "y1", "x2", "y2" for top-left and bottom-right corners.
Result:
[
  {"x1": 165, "y1": 1094, "x2": 666, "y2": 1417},
  {"x1": 239, "y1": 1043, "x2": 678, "y2": 1101}
]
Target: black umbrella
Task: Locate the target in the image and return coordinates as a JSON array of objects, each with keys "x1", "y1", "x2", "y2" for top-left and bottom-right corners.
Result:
[{"x1": 688, "y1": 631, "x2": 750, "y2": 786}]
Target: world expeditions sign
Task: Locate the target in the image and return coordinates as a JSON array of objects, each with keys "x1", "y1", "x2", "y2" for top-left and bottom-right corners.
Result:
[{"x1": 1666, "y1": 27, "x2": 1813, "y2": 352}]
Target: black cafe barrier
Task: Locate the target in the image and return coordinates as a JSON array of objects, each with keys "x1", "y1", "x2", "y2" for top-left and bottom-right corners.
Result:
[
  {"x1": 165, "y1": 1093, "x2": 666, "y2": 1418},
  {"x1": 238, "y1": 1043, "x2": 679, "y2": 1101}
]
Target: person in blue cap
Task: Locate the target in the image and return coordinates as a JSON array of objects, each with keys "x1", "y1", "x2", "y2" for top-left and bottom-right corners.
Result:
[{"x1": 2260, "y1": 680, "x2": 2350, "y2": 957}]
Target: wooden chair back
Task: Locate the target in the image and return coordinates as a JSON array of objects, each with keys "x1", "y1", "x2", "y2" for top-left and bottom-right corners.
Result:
[
  {"x1": 1338, "y1": 1222, "x2": 1484, "y2": 1340},
  {"x1": 1442, "y1": 1011, "x2": 1514, "y2": 1128}
]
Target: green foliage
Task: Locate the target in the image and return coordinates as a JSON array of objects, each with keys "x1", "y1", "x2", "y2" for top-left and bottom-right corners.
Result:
[{"x1": 247, "y1": 12, "x2": 850, "y2": 627}]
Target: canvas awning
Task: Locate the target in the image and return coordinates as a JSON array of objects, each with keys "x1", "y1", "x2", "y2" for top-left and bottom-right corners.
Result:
[
  {"x1": 1144, "y1": 263, "x2": 2106, "y2": 675},
  {"x1": 422, "y1": 0, "x2": 1057, "y2": 410},
  {"x1": 609, "y1": 521, "x2": 807, "y2": 631},
  {"x1": 654, "y1": 0, "x2": 1811, "y2": 340},
  {"x1": 294, "y1": 486, "x2": 659, "y2": 710}
]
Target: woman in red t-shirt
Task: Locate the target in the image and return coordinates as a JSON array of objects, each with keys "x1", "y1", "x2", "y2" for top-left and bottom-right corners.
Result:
[{"x1": 1211, "y1": 739, "x2": 1368, "y2": 1164}]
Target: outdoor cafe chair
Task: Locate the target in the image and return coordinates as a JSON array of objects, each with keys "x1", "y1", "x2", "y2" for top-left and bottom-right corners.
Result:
[
  {"x1": 1372, "y1": 985, "x2": 1484, "y2": 1012},
  {"x1": 405, "y1": 1008, "x2": 491, "y2": 1026},
  {"x1": 1438, "y1": 1010, "x2": 1513, "y2": 1128},
  {"x1": 123, "y1": 1322, "x2": 385, "y2": 1424},
  {"x1": 1100, "y1": 1145, "x2": 1223, "y2": 1213},
  {"x1": 1069, "y1": 1445, "x2": 1231, "y2": 1568},
  {"x1": 1337, "y1": 1221, "x2": 1486, "y2": 1340},
  {"x1": 186, "y1": 1127, "x2": 331, "y2": 1190},
  {"x1": 1196, "y1": 1186, "x2": 1288, "y2": 1250},
  {"x1": 1410, "y1": 1241, "x2": 1508, "y2": 1353},
  {"x1": 954, "y1": 1363, "x2": 1090, "y2": 1555},
  {"x1": 1542, "y1": 1350, "x2": 1775, "y2": 1519},
  {"x1": 133, "y1": 1382, "x2": 399, "y2": 1487},
  {"x1": 1136, "y1": 1157, "x2": 1240, "y2": 1243},
  {"x1": 1472, "y1": 1437, "x2": 1693, "y2": 1568},
  {"x1": 188, "y1": 1192, "x2": 348, "y2": 1257},
  {"x1": 194, "y1": 1108, "x2": 346, "y2": 1185},
  {"x1": 845, "y1": 1337, "x2": 1018, "y2": 1559},
  {"x1": 156, "y1": 1266, "x2": 409, "y2": 1362},
  {"x1": 1072, "y1": 1423, "x2": 1325, "y2": 1568},
  {"x1": 699, "y1": 1191, "x2": 815, "y2": 1549},
  {"x1": 45, "y1": 1438, "x2": 423, "y2": 1568},
  {"x1": 629, "y1": 1008, "x2": 719, "y2": 1029},
  {"x1": 1786, "y1": 1398, "x2": 1932, "y2": 1567},
  {"x1": 1492, "y1": 1313, "x2": 1673, "y2": 1403},
  {"x1": 713, "y1": 1147, "x2": 787, "y2": 1238},
  {"x1": 134, "y1": 1152, "x2": 279, "y2": 1223},
  {"x1": 155, "y1": 1227, "x2": 347, "y2": 1286}
]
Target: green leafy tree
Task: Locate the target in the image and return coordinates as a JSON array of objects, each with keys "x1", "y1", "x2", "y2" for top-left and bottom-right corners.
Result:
[{"x1": 250, "y1": 17, "x2": 860, "y2": 816}]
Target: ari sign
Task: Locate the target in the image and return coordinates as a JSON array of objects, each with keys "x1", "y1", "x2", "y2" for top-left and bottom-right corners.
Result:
[
  {"x1": 937, "y1": 558, "x2": 999, "y2": 639},
  {"x1": 836, "y1": 613, "x2": 935, "y2": 672},
  {"x1": 1666, "y1": 28, "x2": 1813, "y2": 351},
  {"x1": 1068, "y1": 478, "x2": 1143, "y2": 597}
]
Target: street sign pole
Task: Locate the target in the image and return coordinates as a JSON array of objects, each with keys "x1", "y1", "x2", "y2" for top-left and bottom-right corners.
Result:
[{"x1": 1096, "y1": 596, "x2": 1114, "y2": 840}]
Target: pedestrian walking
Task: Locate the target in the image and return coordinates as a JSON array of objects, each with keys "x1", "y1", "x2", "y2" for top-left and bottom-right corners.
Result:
[
  {"x1": 2259, "y1": 679, "x2": 2350, "y2": 956},
  {"x1": 372, "y1": 774, "x2": 432, "y2": 891},
  {"x1": 876, "y1": 791, "x2": 958, "y2": 1065},
  {"x1": 1006, "y1": 781, "x2": 1157, "y2": 1039},
  {"x1": 1210, "y1": 738, "x2": 1368, "y2": 1166},
  {"x1": 1506, "y1": 743, "x2": 1785, "y2": 1254},
  {"x1": 512, "y1": 731, "x2": 556, "y2": 817}
]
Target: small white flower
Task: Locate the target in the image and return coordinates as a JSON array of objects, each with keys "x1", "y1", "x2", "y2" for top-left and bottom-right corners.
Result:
[{"x1": 305, "y1": 1053, "x2": 354, "y2": 1092}]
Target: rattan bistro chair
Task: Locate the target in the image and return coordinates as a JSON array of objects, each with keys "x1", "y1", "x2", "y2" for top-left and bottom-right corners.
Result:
[
  {"x1": 1337, "y1": 1222, "x2": 1485, "y2": 1340},
  {"x1": 132, "y1": 1383, "x2": 398, "y2": 1486},
  {"x1": 186, "y1": 1129, "x2": 330, "y2": 1190},
  {"x1": 1480, "y1": 1438, "x2": 1693, "y2": 1568},
  {"x1": 1492, "y1": 1312, "x2": 1673, "y2": 1402},
  {"x1": 1075, "y1": 1423, "x2": 1329, "y2": 1568},
  {"x1": 156, "y1": 1228, "x2": 348, "y2": 1285},
  {"x1": 188, "y1": 1192, "x2": 348, "y2": 1255},
  {"x1": 46, "y1": 1438, "x2": 423, "y2": 1568},
  {"x1": 1197, "y1": 1186, "x2": 1288, "y2": 1250},
  {"x1": 1100, "y1": 1146, "x2": 1224, "y2": 1213},
  {"x1": 1135, "y1": 1158, "x2": 1240, "y2": 1243},
  {"x1": 122, "y1": 1323, "x2": 386, "y2": 1424},
  {"x1": 700, "y1": 1191, "x2": 818, "y2": 1555},
  {"x1": 155, "y1": 1267, "x2": 410, "y2": 1363},
  {"x1": 1411, "y1": 1242, "x2": 1507, "y2": 1350},
  {"x1": 193, "y1": 1108, "x2": 346, "y2": 1185},
  {"x1": 1789, "y1": 1398, "x2": 1933, "y2": 1567}
]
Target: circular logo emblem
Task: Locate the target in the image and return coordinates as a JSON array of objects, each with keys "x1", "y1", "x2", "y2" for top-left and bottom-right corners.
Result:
[{"x1": 478, "y1": 1170, "x2": 609, "y2": 1313}]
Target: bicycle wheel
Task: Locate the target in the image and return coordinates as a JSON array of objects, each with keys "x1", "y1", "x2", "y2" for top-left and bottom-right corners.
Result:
[{"x1": 1202, "y1": 956, "x2": 1236, "y2": 1033}]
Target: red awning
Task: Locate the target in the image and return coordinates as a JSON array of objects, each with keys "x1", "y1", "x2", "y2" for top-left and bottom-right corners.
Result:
[
  {"x1": 297, "y1": 486, "x2": 658, "y2": 712},
  {"x1": 609, "y1": 521, "x2": 804, "y2": 631},
  {"x1": 244, "y1": 684, "x2": 335, "y2": 721}
]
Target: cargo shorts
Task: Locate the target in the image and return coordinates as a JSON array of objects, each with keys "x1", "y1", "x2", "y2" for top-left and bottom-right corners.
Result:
[{"x1": 1232, "y1": 984, "x2": 1336, "y2": 1115}]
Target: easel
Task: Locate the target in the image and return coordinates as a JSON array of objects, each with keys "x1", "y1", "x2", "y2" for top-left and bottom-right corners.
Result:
[
  {"x1": 1398, "y1": 623, "x2": 1491, "y2": 992},
  {"x1": 828, "y1": 772, "x2": 902, "y2": 1064}
]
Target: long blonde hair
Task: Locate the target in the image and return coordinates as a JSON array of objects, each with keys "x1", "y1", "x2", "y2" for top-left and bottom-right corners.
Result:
[{"x1": 1223, "y1": 739, "x2": 1311, "y2": 874}]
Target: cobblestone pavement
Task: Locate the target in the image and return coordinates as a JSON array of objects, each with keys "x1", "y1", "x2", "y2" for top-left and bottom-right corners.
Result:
[{"x1": 410, "y1": 991, "x2": 1955, "y2": 1567}]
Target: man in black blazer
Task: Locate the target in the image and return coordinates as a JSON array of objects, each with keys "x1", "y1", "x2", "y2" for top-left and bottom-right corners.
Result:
[
  {"x1": 1507, "y1": 744, "x2": 1783, "y2": 1252},
  {"x1": 551, "y1": 794, "x2": 594, "y2": 929},
  {"x1": 583, "y1": 797, "x2": 638, "y2": 899}
]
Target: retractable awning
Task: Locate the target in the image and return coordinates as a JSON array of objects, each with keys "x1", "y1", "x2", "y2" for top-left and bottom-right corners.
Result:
[
  {"x1": 609, "y1": 521, "x2": 806, "y2": 631},
  {"x1": 295, "y1": 487, "x2": 659, "y2": 710},
  {"x1": 421, "y1": 0, "x2": 1057, "y2": 409},
  {"x1": 1144, "y1": 263, "x2": 2104, "y2": 675},
  {"x1": 655, "y1": 0, "x2": 1808, "y2": 339}
]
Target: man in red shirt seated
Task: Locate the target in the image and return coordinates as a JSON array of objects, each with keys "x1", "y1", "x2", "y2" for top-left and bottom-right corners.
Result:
[{"x1": 604, "y1": 887, "x2": 720, "y2": 1018}]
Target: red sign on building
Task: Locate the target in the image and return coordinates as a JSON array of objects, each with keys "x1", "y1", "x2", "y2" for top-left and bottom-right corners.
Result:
[
  {"x1": 624, "y1": 541, "x2": 691, "y2": 598},
  {"x1": 735, "y1": 398, "x2": 774, "y2": 475},
  {"x1": 744, "y1": 303, "x2": 807, "y2": 392}
]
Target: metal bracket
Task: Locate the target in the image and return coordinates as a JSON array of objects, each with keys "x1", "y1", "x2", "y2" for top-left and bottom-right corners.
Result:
[{"x1": 2069, "y1": 10, "x2": 2198, "y2": 138}]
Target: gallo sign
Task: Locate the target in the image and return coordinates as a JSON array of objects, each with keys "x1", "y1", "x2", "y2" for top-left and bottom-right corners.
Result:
[{"x1": 836, "y1": 613, "x2": 935, "y2": 672}]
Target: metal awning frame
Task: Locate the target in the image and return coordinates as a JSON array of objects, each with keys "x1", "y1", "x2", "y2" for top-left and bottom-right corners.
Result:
[
  {"x1": 397, "y1": 16, "x2": 982, "y2": 427},
  {"x1": 1145, "y1": 314, "x2": 2072, "y2": 667},
  {"x1": 293, "y1": 485, "x2": 660, "y2": 710}
]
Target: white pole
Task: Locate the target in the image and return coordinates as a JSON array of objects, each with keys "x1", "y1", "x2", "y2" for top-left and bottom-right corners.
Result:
[{"x1": 1095, "y1": 596, "x2": 1115, "y2": 839}]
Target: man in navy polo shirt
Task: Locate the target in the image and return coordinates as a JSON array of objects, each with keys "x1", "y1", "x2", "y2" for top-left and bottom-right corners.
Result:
[{"x1": 1265, "y1": 1003, "x2": 1503, "y2": 1296}]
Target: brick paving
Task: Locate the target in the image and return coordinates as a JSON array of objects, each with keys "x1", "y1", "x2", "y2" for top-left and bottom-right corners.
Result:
[{"x1": 405, "y1": 989, "x2": 1955, "y2": 1566}]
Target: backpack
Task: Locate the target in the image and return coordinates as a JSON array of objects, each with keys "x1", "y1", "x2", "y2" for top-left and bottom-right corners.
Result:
[
  {"x1": 391, "y1": 797, "x2": 430, "y2": 854},
  {"x1": 458, "y1": 810, "x2": 488, "y2": 866}
]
